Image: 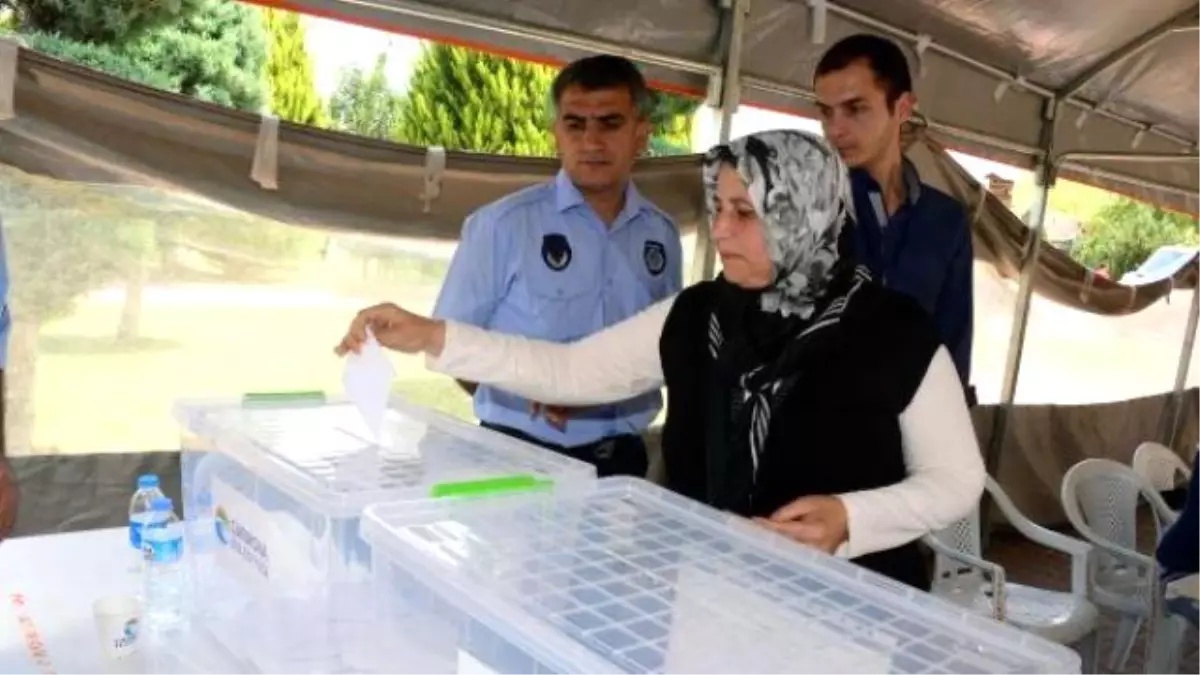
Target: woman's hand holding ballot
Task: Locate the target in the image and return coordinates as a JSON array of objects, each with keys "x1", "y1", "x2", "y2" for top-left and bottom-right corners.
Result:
[{"x1": 335, "y1": 302, "x2": 446, "y2": 358}]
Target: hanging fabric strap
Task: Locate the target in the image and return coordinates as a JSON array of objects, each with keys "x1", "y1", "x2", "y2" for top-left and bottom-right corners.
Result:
[
  {"x1": 0, "y1": 37, "x2": 21, "y2": 121},
  {"x1": 250, "y1": 114, "x2": 280, "y2": 190},
  {"x1": 421, "y1": 146, "x2": 447, "y2": 214}
]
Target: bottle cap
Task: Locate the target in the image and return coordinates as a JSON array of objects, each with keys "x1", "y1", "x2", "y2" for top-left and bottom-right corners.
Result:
[{"x1": 137, "y1": 474, "x2": 160, "y2": 489}]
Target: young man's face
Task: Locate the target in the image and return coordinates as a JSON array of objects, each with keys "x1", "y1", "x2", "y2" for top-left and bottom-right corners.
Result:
[
  {"x1": 552, "y1": 85, "x2": 649, "y2": 194},
  {"x1": 814, "y1": 59, "x2": 913, "y2": 170}
]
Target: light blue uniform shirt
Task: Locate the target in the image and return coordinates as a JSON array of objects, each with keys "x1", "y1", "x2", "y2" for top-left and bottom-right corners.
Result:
[{"x1": 432, "y1": 169, "x2": 683, "y2": 446}]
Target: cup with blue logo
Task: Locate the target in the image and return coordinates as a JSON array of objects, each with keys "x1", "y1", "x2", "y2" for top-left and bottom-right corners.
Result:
[{"x1": 93, "y1": 596, "x2": 140, "y2": 660}]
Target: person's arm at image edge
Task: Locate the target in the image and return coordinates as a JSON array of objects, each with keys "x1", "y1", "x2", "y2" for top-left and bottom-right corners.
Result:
[
  {"x1": 427, "y1": 296, "x2": 674, "y2": 407},
  {"x1": 430, "y1": 212, "x2": 508, "y2": 398},
  {"x1": 939, "y1": 213, "x2": 974, "y2": 390},
  {"x1": 836, "y1": 346, "x2": 985, "y2": 559},
  {"x1": 0, "y1": 222, "x2": 15, "y2": 541}
]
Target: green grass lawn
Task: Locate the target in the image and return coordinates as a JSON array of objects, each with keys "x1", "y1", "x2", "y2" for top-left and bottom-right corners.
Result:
[{"x1": 25, "y1": 281, "x2": 475, "y2": 455}]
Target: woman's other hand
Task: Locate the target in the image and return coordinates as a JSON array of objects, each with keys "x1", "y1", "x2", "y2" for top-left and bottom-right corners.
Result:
[
  {"x1": 335, "y1": 303, "x2": 446, "y2": 357},
  {"x1": 754, "y1": 495, "x2": 848, "y2": 555}
]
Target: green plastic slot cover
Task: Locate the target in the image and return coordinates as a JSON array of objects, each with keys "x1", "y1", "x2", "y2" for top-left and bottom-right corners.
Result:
[
  {"x1": 430, "y1": 474, "x2": 553, "y2": 499},
  {"x1": 241, "y1": 391, "x2": 327, "y2": 406}
]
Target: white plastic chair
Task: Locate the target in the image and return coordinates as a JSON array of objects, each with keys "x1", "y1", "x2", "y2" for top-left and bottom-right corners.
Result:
[
  {"x1": 1132, "y1": 441, "x2": 1191, "y2": 530},
  {"x1": 926, "y1": 476, "x2": 1100, "y2": 672},
  {"x1": 1061, "y1": 458, "x2": 1174, "y2": 672}
]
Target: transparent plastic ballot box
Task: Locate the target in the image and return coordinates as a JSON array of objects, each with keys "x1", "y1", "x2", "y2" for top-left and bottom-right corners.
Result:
[
  {"x1": 359, "y1": 477, "x2": 1082, "y2": 674},
  {"x1": 174, "y1": 392, "x2": 596, "y2": 672}
]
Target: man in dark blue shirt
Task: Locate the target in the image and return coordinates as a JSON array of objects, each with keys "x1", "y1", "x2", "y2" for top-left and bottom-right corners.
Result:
[{"x1": 814, "y1": 35, "x2": 974, "y2": 398}]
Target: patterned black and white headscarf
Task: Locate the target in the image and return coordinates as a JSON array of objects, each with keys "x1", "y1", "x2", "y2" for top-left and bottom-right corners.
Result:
[{"x1": 701, "y1": 129, "x2": 871, "y2": 490}]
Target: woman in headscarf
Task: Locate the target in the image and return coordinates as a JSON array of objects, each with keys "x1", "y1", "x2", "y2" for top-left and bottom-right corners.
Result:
[{"x1": 336, "y1": 130, "x2": 984, "y2": 589}]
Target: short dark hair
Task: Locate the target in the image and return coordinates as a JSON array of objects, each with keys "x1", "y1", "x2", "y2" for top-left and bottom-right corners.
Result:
[
  {"x1": 815, "y1": 34, "x2": 913, "y2": 106},
  {"x1": 552, "y1": 55, "x2": 650, "y2": 117}
]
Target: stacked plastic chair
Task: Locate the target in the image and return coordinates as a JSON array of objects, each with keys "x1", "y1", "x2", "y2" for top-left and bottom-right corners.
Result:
[
  {"x1": 1061, "y1": 458, "x2": 1178, "y2": 671},
  {"x1": 927, "y1": 476, "x2": 1100, "y2": 672}
]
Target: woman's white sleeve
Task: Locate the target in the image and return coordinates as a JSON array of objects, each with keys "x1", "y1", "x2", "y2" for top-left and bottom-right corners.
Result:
[
  {"x1": 835, "y1": 346, "x2": 986, "y2": 559},
  {"x1": 425, "y1": 296, "x2": 675, "y2": 406}
]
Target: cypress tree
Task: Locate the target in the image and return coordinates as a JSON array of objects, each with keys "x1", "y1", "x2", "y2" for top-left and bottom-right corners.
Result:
[
  {"x1": 263, "y1": 8, "x2": 326, "y2": 125},
  {"x1": 397, "y1": 43, "x2": 557, "y2": 156}
]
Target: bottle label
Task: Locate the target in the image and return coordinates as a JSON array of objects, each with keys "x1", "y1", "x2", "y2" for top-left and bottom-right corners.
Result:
[
  {"x1": 143, "y1": 531, "x2": 183, "y2": 564},
  {"x1": 129, "y1": 520, "x2": 144, "y2": 549}
]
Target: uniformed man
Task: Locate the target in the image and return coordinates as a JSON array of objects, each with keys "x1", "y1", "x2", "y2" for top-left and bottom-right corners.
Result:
[
  {"x1": 814, "y1": 34, "x2": 975, "y2": 402},
  {"x1": 432, "y1": 54, "x2": 683, "y2": 477}
]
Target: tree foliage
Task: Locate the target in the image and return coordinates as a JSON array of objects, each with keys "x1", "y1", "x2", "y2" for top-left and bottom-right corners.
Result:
[
  {"x1": 646, "y1": 90, "x2": 700, "y2": 153},
  {"x1": 263, "y1": 8, "x2": 326, "y2": 126},
  {"x1": 17, "y1": 0, "x2": 267, "y2": 111},
  {"x1": 1, "y1": 0, "x2": 205, "y2": 43},
  {"x1": 1071, "y1": 197, "x2": 1199, "y2": 278},
  {"x1": 396, "y1": 43, "x2": 557, "y2": 156},
  {"x1": 328, "y1": 52, "x2": 406, "y2": 141}
]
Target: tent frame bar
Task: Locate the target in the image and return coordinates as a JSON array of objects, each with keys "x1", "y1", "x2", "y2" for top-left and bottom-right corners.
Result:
[
  {"x1": 328, "y1": 0, "x2": 718, "y2": 76},
  {"x1": 1054, "y1": 151, "x2": 1200, "y2": 166},
  {"x1": 690, "y1": 0, "x2": 749, "y2": 283},
  {"x1": 1057, "y1": 5, "x2": 1200, "y2": 100},
  {"x1": 821, "y1": 1, "x2": 1194, "y2": 149},
  {"x1": 331, "y1": 0, "x2": 1195, "y2": 154}
]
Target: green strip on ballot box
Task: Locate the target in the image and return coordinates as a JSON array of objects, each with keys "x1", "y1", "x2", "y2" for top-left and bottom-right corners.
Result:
[{"x1": 430, "y1": 474, "x2": 553, "y2": 499}]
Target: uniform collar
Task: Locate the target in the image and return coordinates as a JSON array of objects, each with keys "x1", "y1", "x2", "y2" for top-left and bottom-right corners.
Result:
[
  {"x1": 851, "y1": 158, "x2": 922, "y2": 207},
  {"x1": 554, "y1": 169, "x2": 646, "y2": 225}
]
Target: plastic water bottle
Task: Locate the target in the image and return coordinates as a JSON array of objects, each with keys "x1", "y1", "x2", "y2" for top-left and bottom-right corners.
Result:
[
  {"x1": 129, "y1": 474, "x2": 165, "y2": 568},
  {"x1": 142, "y1": 497, "x2": 187, "y2": 632}
]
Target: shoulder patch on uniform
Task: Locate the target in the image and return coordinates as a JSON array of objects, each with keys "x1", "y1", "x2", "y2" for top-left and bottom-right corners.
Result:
[
  {"x1": 541, "y1": 233, "x2": 572, "y2": 271},
  {"x1": 643, "y1": 240, "x2": 667, "y2": 276}
]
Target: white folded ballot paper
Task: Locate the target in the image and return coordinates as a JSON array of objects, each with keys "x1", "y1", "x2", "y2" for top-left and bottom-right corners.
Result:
[{"x1": 341, "y1": 329, "x2": 397, "y2": 444}]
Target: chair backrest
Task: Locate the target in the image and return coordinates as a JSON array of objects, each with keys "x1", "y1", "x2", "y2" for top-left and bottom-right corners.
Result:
[
  {"x1": 1061, "y1": 459, "x2": 1172, "y2": 579},
  {"x1": 1132, "y1": 441, "x2": 1192, "y2": 491},
  {"x1": 1062, "y1": 459, "x2": 1148, "y2": 548}
]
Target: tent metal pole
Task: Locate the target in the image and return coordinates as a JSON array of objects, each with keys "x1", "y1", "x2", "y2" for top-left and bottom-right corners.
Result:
[
  {"x1": 690, "y1": 0, "x2": 748, "y2": 284},
  {"x1": 1162, "y1": 285, "x2": 1200, "y2": 447},
  {"x1": 1056, "y1": 162, "x2": 1200, "y2": 204},
  {"x1": 981, "y1": 100, "x2": 1057, "y2": 545}
]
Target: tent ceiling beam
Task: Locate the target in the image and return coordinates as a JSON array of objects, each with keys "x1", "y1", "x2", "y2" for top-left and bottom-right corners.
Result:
[
  {"x1": 1057, "y1": 162, "x2": 1200, "y2": 203},
  {"x1": 327, "y1": 0, "x2": 718, "y2": 76},
  {"x1": 1056, "y1": 5, "x2": 1200, "y2": 101},
  {"x1": 1053, "y1": 150, "x2": 1200, "y2": 168}
]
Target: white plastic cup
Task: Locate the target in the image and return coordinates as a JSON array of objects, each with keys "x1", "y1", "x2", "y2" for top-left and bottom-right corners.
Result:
[{"x1": 93, "y1": 596, "x2": 141, "y2": 660}]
